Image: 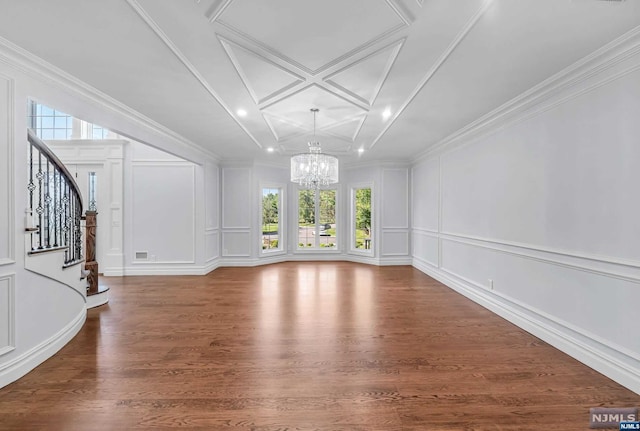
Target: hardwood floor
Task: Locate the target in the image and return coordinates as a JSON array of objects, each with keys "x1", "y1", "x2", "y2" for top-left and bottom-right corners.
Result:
[{"x1": 0, "y1": 262, "x2": 638, "y2": 430}]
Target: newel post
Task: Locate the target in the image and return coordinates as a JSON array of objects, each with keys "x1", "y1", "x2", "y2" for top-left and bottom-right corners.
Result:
[{"x1": 85, "y1": 210, "x2": 99, "y2": 294}]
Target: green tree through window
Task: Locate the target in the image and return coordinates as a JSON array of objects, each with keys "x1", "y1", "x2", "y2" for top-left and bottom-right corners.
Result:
[
  {"x1": 354, "y1": 188, "x2": 372, "y2": 250},
  {"x1": 298, "y1": 189, "x2": 337, "y2": 249},
  {"x1": 261, "y1": 188, "x2": 281, "y2": 251}
]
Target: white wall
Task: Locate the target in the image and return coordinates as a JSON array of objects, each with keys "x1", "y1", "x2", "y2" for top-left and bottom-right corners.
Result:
[
  {"x1": 381, "y1": 167, "x2": 410, "y2": 262},
  {"x1": 0, "y1": 63, "x2": 87, "y2": 388},
  {"x1": 341, "y1": 164, "x2": 411, "y2": 265},
  {"x1": 411, "y1": 38, "x2": 640, "y2": 394},
  {"x1": 46, "y1": 140, "x2": 126, "y2": 276},
  {"x1": 204, "y1": 160, "x2": 220, "y2": 268},
  {"x1": 124, "y1": 142, "x2": 214, "y2": 275},
  {"x1": 221, "y1": 165, "x2": 253, "y2": 262}
]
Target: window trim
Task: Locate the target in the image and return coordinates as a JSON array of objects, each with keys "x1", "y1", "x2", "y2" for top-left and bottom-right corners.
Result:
[
  {"x1": 259, "y1": 184, "x2": 285, "y2": 255},
  {"x1": 295, "y1": 186, "x2": 340, "y2": 252},
  {"x1": 350, "y1": 183, "x2": 374, "y2": 256}
]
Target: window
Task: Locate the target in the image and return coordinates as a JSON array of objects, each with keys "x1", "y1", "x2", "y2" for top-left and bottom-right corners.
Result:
[
  {"x1": 28, "y1": 100, "x2": 113, "y2": 140},
  {"x1": 91, "y1": 125, "x2": 109, "y2": 140},
  {"x1": 353, "y1": 187, "x2": 372, "y2": 251},
  {"x1": 261, "y1": 187, "x2": 282, "y2": 252},
  {"x1": 297, "y1": 188, "x2": 337, "y2": 249},
  {"x1": 28, "y1": 101, "x2": 72, "y2": 140}
]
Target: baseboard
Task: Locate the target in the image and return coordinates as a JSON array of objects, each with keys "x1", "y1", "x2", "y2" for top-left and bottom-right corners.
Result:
[
  {"x1": 119, "y1": 254, "x2": 415, "y2": 275},
  {"x1": 412, "y1": 258, "x2": 640, "y2": 395},
  {"x1": 0, "y1": 307, "x2": 86, "y2": 389},
  {"x1": 123, "y1": 262, "x2": 219, "y2": 276}
]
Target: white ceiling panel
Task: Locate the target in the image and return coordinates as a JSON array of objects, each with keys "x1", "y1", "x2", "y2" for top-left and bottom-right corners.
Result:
[{"x1": 0, "y1": 0, "x2": 638, "y2": 163}]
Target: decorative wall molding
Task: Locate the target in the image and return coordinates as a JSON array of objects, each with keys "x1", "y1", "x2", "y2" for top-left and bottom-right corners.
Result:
[
  {"x1": 221, "y1": 167, "x2": 252, "y2": 229},
  {"x1": 438, "y1": 231, "x2": 640, "y2": 283},
  {"x1": 381, "y1": 230, "x2": 410, "y2": 256},
  {"x1": 221, "y1": 230, "x2": 252, "y2": 257},
  {"x1": 382, "y1": 168, "x2": 409, "y2": 229},
  {"x1": 417, "y1": 25, "x2": 640, "y2": 161},
  {"x1": 412, "y1": 231, "x2": 439, "y2": 267},
  {"x1": 205, "y1": 230, "x2": 220, "y2": 263},
  {"x1": 0, "y1": 273, "x2": 15, "y2": 357},
  {"x1": 0, "y1": 36, "x2": 217, "y2": 164},
  {"x1": 204, "y1": 162, "x2": 220, "y2": 231},
  {"x1": 130, "y1": 163, "x2": 197, "y2": 265},
  {"x1": 412, "y1": 227, "x2": 439, "y2": 236},
  {"x1": 0, "y1": 74, "x2": 14, "y2": 266},
  {"x1": 412, "y1": 260, "x2": 640, "y2": 395},
  {"x1": 0, "y1": 307, "x2": 85, "y2": 389}
]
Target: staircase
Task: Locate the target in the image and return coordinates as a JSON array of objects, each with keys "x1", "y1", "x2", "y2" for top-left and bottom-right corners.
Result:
[{"x1": 25, "y1": 129, "x2": 108, "y2": 307}]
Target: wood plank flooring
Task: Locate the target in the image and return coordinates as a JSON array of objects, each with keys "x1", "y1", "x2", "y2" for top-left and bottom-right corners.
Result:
[{"x1": 0, "y1": 262, "x2": 638, "y2": 430}]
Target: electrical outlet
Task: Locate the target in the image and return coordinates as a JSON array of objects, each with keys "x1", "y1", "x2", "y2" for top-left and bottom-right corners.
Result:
[{"x1": 488, "y1": 279, "x2": 494, "y2": 290}]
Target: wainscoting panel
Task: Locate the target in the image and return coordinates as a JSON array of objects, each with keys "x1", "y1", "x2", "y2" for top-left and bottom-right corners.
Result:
[
  {"x1": 0, "y1": 75, "x2": 14, "y2": 266},
  {"x1": 222, "y1": 167, "x2": 251, "y2": 229},
  {"x1": 205, "y1": 162, "x2": 219, "y2": 230},
  {"x1": 131, "y1": 163, "x2": 196, "y2": 263},
  {"x1": 381, "y1": 230, "x2": 409, "y2": 256},
  {"x1": 412, "y1": 230, "x2": 438, "y2": 267},
  {"x1": 0, "y1": 273, "x2": 15, "y2": 356},
  {"x1": 411, "y1": 157, "x2": 439, "y2": 232},
  {"x1": 206, "y1": 230, "x2": 220, "y2": 262},
  {"x1": 382, "y1": 168, "x2": 409, "y2": 229},
  {"x1": 222, "y1": 231, "x2": 252, "y2": 257},
  {"x1": 440, "y1": 237, "x2": 640, "y2": 356}
]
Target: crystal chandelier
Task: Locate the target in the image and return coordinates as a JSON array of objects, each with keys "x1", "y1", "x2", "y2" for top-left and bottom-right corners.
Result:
[{"x1": 290, "y1": 108, "x2": 339, "y2": 188}]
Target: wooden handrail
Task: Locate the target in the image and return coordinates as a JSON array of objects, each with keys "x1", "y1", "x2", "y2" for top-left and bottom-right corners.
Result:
[{"x1": 27, "y1": 129, "x2": 83, "y2": 209}]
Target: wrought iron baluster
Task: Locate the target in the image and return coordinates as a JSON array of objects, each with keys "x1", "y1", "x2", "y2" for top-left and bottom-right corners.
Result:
[
  {"x1": 74, "y1": 195, "x2": 82, "y2": 261},
  {"x1": 27, "y1": 129, "x2": 84, "y2": 265},
  {"x1": 44, "y1": 159, "x2": 51, "y2": 248},
  {"x1": 52, "y1": 169, "x2": 58, "y2": 247},
  {"x1": 36, "y1": 151, "x2": 43, "y2": 249},
  {"x1": 64, "y1": 181, "x2": 70, "y2": 264},
  {"x1": 27, "y1": 143, "x2": 36, "y2": 250}
]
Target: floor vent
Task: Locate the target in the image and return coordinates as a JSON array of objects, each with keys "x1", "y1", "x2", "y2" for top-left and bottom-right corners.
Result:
[{"x1": 135, "y1": 251, "x2": 148, "y2": 260}]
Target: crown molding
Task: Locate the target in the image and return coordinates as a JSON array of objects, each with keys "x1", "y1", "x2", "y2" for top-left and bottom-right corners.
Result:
[
  {"x1": 0, "y1": 35, "x2": 220, "y2": 164},
  {"x1": 414, "y1": 24, "x2": 640, "y2": 163}
]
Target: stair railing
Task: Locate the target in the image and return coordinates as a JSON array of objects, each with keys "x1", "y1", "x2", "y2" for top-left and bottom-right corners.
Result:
[{"x1": 26, "y1": 129, "x2": 84, "y2": 267}]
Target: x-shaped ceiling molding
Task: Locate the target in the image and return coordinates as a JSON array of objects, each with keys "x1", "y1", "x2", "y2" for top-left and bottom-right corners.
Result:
[{"x1": 211, "y1": 0, "x2": 410, "y2": 152}]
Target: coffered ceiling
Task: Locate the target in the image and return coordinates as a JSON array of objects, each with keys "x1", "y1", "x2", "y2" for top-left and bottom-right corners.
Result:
[{"x1": 0, "y1": 0, "x2": 639, "y2": 163}]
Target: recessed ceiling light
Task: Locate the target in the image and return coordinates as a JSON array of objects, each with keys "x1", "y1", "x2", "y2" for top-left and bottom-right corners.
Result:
[
  {"x1": 358, "y1": 148, "x2": 365, "y2": 154},
  {"x1": 266, "y1": 147, "x2": 274, "y2": 153},
  {"x1": 382, "y1": 108, "x2": 392, "y2": 120},
  {"x1": 237, "y1": 109, "x2": 247, "y2": 117}
]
